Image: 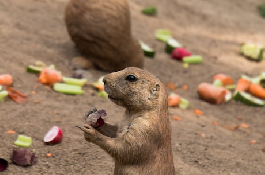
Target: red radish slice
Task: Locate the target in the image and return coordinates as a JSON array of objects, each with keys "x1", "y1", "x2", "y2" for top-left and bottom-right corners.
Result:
[{"x1": 44, "y1": 126, "x2": 63, "y2": 144}]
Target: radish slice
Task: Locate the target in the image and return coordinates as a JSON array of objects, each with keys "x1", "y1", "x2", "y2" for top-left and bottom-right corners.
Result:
[{"x1": 44, "y1": 126, "x2": 63, "y2": 144}]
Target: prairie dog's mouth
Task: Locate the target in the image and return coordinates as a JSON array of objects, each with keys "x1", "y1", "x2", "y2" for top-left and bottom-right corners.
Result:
[{"x1": 104, "y1": 86, "x2": 119, "y2": 101}]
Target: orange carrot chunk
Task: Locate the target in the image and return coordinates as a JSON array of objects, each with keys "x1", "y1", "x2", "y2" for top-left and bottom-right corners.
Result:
[
  {"x1": 38, "y1": 68, "x2": 62, "y2": 85},
  {"x1": 0, "y1": 74, "x2": 13, "y2": 86},
  {"x1": 235, "y1": 78, "x2": 251, "y2": 92},
  {"x1": 248, "y1": 83, "x2": 265, "y2": 99},
  {"x1": 213, "y1": 74, "x2": 233, "y2": 86},
  {"x1": 197, "y1": 83, "x2": 226, "y2": 104},
  {"x1": 6, "y1": 87, "x2": 28, "y2": 104},
  {"x1": 194, "y1": 109, "x2": 203, "y2": 115},
  {"x1": 168, "y1": 94, "x2": 181, "y2": 107}
]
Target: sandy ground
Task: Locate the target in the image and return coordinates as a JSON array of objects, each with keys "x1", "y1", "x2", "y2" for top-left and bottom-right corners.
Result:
[{"x1": 0, "y1": 0, "x2": 265, "y2": 174}]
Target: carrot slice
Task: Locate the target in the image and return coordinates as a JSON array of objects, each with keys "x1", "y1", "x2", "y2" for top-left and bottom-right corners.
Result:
[
  {"x1": 249, "y1": 140, "x2": 257, "y2": 144},
  {"x1": 6, "y1": 130, "x2": 16, "y2": 134},
  {"x1": 235, "y1": 78, "x2": 251, "y2": 91},
  {"x1": 212, "y1": 121, "x2": 218, "y2": 126},
  {"x1": 6, "y1": 87, "x2": 28, "y2": 104},
  {"x1": 168, "y1": 93, "x2": 181, "y2": 107},
  {"x1": 46, "y1": 153, "x2": 52, "y2": 157},
  {"x1": 172, "y1": 116, "x2": 182, "y2": 121},
  {"x1": 197, "y1": 83, "x2": 226, "y2": 104},
  {"x1": 0, "y1": 74, "x2": 13, "y2": 86},
  {"x1": 38, "y1": 67, "x2": 62, "y2": 85},
  {"x1": 213, "y1": 74, "x2": 233, "y2": 86},
  {"x1": 194, "y1": 109, "x2": 203, "y2": 115},
  {"x1": 248, "y1": 83, "x2": 265, "y2": 99},
  {"x1": 183, "y1": 85, "x2": 188, "y2": 91},
  {"x1": 240, "y1": 123, "x2": 249, "y2": 129},
  {"x1": 166, "y1": 82, "x2": 176, "y2": 91}
]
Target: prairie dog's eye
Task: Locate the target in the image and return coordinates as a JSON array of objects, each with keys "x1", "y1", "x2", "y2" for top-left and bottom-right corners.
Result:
[{"x1": 125, "y1": 75, "x2": 138, "y2": 82}]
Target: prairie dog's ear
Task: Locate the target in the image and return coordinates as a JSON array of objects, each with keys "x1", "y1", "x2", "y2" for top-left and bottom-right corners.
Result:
[{"x1": 149, "y1": 83, "x2": 160, "y2": 100}]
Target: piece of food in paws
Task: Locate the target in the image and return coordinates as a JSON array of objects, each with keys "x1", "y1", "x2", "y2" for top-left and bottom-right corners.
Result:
[{"x1": 84, "y1": 108, "x2": 107, "y2": 128}]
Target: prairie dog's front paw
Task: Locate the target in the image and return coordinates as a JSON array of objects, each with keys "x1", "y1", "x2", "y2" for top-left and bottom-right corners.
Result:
[{"x1": 78, "y1": 124, "x2": 99, "y2": 142}]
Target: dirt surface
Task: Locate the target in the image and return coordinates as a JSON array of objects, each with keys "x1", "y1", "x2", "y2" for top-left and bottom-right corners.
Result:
[{"x1": 0, "y1": 0, "x2": 265, "y2": 174}]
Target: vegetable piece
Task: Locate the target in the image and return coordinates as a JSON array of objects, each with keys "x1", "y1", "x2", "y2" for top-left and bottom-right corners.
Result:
[
  {"x1": 212, "y1": 121, "x2": 218, "y2": 126},
  {"x1": 62, "y1": 77, "x2": 87, "y2": 86},
  {"x1": 140, "y1": 41, "x2": 156, "y2": 58},
  {"x1": 0, "y1": 158, "x2": 8, "y2": 172},
  {"x1": 248, "y1": 83, "x2": 265, "y2": 99},
  {"x1": 12, "y1": 149, "x2": 38, "y2": 166},
  {"x1": 240, "y1": 123, "x2": 249, "y2": 129},
  {"x1": 165, "y1": 39, "x2": 182, "y2": 54},
  {"x1": 197, "y1": 83, "x2": 226, "y2": 104},
  {"x1": 43, "y1": 126, "x2": 63, "y2": 144},
  {"x1": 14, "y1": 135, "x2": 32, "y2": 148},
  {"x1": 240, "y1": 43, "x2": 264, "y2": 61},
  {"x1": 183, "y1": 85, "x2": 188, "y2": 91},
  {"x1": 225, "y1": 84, "x2": 236, "y2": 90},
  {"x1": 46, "y1": 153, "x2": 52, "y2": 158},
  {"x1": 92, "y1": 82, "x2": 104, "y2": 91},
  {"x1": 182, "y1": 55, "x2": 203, "y2": 64},
  {"x1": 155, "y1": 29, "x2": 172, "y2": 42},
  {"x1": 171, "y1": 48, "x2": 191, "y2": 61},
  {"x1": 183, "y1": 63, "x2": 189, "y2": 68},
  {"x1": 141, "y1": 6, "x2": 157, "y2": 15},
  {"x1": 233, "y1": 91, "x2": 265, "y2": 106},
  {"x1": 213, "y1": 79, "x2": 223, "y2": 87},
  {"x1": 172, "y1": 116, "x2": 181, "y2": 121},
  {"x1": 84, "y1": 108, "x2": 107, "y2": 128},
  {"x1": 26, "y1": 65, "x2": 43, "y2": 74},
  {"x1": 224, "y1": 89, "x2": 232, "y2": 102},
  {"x1": 6, "y1": 87, "x2": 28, "y2": 104},
  {"x1": 213, "y1": 74, "x2": 234, "y2": 86},
  {"x1": 249, "y1": 140, "x2": 257, "y2": 144},
  {"x1": 0, "y1": 90, "x2": 8, "y2": 102},
  {"x1": 168, "y1": 93, "x2": 181, "y2": 107},
  {"x1": 97, "y1": 91, "x2": 108, "y2": 99},
  {"x1": 38, "y1": 67, "x2": 62, "y2": 85},
  {"x1": 0, "y1": 74, "x2": 13, "y2": 86},
  {"x1": 179, "y1": 98, "x2": 189, "y2": 109},
  {"x1": 7, "y1": 130, "x2": 16, "y2": 134},
  {"x1": 235, "y1": 78, "x2": 251, "y2": 92},
  {"x1": 53, "y1": 83, "x2": 84, "y2": 95},
  {"x1": 194, "y1": 110, "x2": 203, "y2": 115}
]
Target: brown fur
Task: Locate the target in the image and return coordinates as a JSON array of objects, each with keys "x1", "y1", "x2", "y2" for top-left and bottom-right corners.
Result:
[
  {"x1": 79, "y1": 67, "x2": 175, "y2": 175},
  {"x1": 65, "y1": 0, "x2": 144, "y2": 72}
]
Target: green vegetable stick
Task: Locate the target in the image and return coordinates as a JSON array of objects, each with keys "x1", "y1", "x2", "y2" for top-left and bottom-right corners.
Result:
[
  {"x1": 62, "y1": 77, "x2": 87, "y2": 86},
  {"x1": 142, "y1": 6, "x2": 157, "y2": 15},
  {"x1": 155, "y1": 29, "x2": 172, "y2": 42},
  {"x1": 183, "y1": 55, "x2": 203, "y2": 64},
  {"x1": 14, "y1": 135, "x2": 32, "y2": 148},
  {"x1": 179, "y1": 98, "x2": 189, "y2": 109},
  {"x1": 0, "y1": 90, "x2": 8, "y2": 102},
  {"x1": 53, "y1": 83, "x2": 85, "y2": 95},
  {"x1": 225, "y1": 84, "x2": 236, "y2": 91},
  {"x1": 213, "y1": 79, "x2": 223, "y2": 87}
]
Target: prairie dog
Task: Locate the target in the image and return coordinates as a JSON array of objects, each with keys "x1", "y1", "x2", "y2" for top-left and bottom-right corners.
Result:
[
  {"x1": 65, "y1": 0, "x2": 144, "y2": 71},
  {"x1": 79, "y1": 67, "x2": 175, "y2": 175}
]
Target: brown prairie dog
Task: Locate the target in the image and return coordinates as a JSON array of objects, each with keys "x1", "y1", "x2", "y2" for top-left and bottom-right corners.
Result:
[
  {"x1": 79, "y1": 67, "x2": 175, "y2": 175},
  {"x1": 65, "y1": 0, "x2": 144, "y2": 72}
]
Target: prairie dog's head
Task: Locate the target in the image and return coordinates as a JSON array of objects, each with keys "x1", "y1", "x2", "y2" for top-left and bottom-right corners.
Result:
[{"x1": 103, "y1": 67, "x2": 166, "y2": 111}]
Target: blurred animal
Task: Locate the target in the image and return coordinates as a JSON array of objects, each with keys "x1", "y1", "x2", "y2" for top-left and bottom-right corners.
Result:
[{"x1": 65, "y1": 0, "x2": 144, "y2": 72}]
